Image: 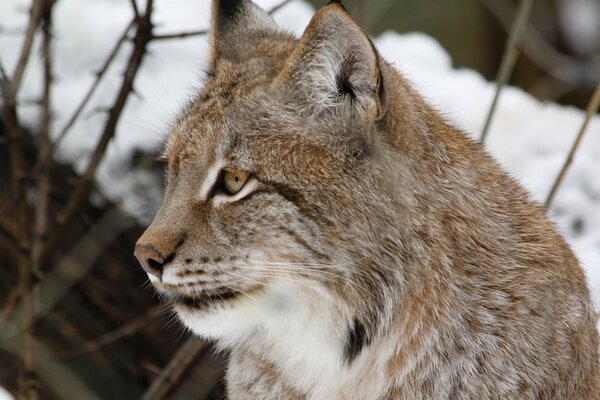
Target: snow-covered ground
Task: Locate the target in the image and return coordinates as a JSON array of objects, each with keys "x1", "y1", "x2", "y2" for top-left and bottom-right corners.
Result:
[
  {"x1": 0, "y1": 386, "x2": 12, "y2": 400},
  {"x1": 1, "y1": 0, "x2": 599, "y2": 322}
]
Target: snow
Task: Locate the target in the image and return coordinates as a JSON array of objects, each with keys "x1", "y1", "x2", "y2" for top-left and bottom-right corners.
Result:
[
  {"x1": 0, "y1": 386, "x2": 13, "y2": 400},
  {"x1": 1, "y1": 0, "x2": 599, "y2": 319},
  {"x1": 557, "y1": 0, "x2": 600, "y2": 56}
]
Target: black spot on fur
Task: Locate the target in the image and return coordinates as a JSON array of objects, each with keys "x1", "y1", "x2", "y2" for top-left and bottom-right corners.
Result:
[{"x1": 344, "y1": 318, "x2": 369, "y2": 363}]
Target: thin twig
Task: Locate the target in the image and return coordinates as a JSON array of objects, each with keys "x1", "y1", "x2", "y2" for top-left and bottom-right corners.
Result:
[
  {"x1": 1, "y1": 3, "x2": 47, "y2": 399},
  {"x1": 1, "y1": 336, "x2": 103, "y2": 400},
  {"x1": 41, "y1": 8, "x2": 154, "y2": 262},
  {"x1": 0, "y1": 207, "x2": 135, "y2": 341},
  {"x1": 45, "y1": 19, "x2": 134, "y2": 161},
  {"x1": 10, "y1": 0, "x2": 44, "y2": 94},
  {"x1": 32, "y1": 0, "x2": 54, "y2": 267},
  {"x1": 479, "y1": 0, "x2": 600, "y2": 88},
  {"x1": 130, "y1": 0, "x2": 140, "y2": 18},
  {"x1": 480, "y1": 0, "x2": 535, "y2": 143},
  {"x1": 545, "y1": 82, "x2": 600, "y2": 209},
  {"x1": 61, "y1": 307, "x2": 161, "y2": 360},
  {"x1": 0, "y1": 61, "x2": 7, "y2": 82},
  {"x1": 142, "y1": 340, "x2": 207, "y2": 400},
  {"x1": 151, "y1": 29, "x2": 207, "y2": 41}
]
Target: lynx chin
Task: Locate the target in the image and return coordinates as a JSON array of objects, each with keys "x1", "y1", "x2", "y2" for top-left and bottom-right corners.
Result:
[{"x1": 134, "y1": 0, "x2": 600, "y2": 398}]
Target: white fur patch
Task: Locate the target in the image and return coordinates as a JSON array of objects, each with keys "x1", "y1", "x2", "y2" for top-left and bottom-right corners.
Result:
[{"x1": 198, "y1": 160, "x2": 223, "y2": 201}]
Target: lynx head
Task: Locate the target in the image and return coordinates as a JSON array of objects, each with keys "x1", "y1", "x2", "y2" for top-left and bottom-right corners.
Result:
[{"x1": 135, "y1": 0, "x2": 425, "y2": 346}]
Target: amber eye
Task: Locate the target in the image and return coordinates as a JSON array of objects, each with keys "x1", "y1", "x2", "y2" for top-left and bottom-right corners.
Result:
[{"x1": 223, "y1": 170, "x2": 249, "y2": 195}]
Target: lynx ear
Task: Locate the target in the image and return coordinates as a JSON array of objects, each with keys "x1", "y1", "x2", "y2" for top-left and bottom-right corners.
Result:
[
  {"x1": 210, "y1": 0, "x2": 278, "y2": 66},
  {"x1": 275, "y1": 4, "x2": 382, "y2": 116}
]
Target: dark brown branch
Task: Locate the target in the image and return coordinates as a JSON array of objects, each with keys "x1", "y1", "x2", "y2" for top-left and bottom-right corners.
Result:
[
  {"x1": 32, "y1": 0, "x2": 54, "y2": 267},
  {"x1": 130, "y1": 0, "x2": 140, "y2": 18},
  {"x1": 47, "y1": 19, "x2": 134, "y2": 158},
  {"x1": 545, "y1": 82, "x2": 600, "y2": 209},
  {"x1": 151, "y1": 29, "x2": 207, "y2": 41},
  {"x1": 0, "y1": 61, "x2": 7, "y2": 82},
  {"x1": 10, "y1": 0, "x2": 44, "y2": 94},
  {"x1": 479, "y1": 0, "x2": 534, "y2": 143},
  {"x1": 0, "y1": 207, "x2": 135, "y2": 340},
  {"x1": 142, "y1": 340, "x2": 207, "y2": 400},
  {"x1": 41, "y1": 9, "x2": 154, "y2": 262},
  {"x1": 0, "y1": 228, "x2": 19, "y2": 263},
  {"x1": 479, "y1": 0, "x2": 600, "y2": 87},
  {"x1": 0, "y1": 336, "x2": 103, "y2": 400},
  {"x1": 0, "y1": 4, "x2": 46, "y2": 400},
  {"x1": 61, "y1": 307, "x2": 161, "y2": 360}
]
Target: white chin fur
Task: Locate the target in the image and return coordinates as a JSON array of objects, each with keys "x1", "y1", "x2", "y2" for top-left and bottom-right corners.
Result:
[{"x1": 174, "y1": 280, "x2": 307, "y2": 343}]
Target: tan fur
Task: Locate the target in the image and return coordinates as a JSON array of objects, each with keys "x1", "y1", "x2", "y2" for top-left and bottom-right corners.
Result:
[{"x1": 135, "y1": 1, "x2": 600, "y2": 398}]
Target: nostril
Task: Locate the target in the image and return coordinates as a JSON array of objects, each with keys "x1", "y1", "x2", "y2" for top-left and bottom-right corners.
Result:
[
  {"x1": 147, "y1": 258, "x2": 164, "y2": 276},
  {"x1": 134, "y1": 244, "x2": 165, "y2": 279}
]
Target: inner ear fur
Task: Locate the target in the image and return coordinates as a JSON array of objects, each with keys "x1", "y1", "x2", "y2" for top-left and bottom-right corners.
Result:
[{"x1": 274, "y1": 4, "x2": 384, "y2": 117}]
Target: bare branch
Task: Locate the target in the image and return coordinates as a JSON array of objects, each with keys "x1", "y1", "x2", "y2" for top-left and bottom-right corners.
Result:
[
  {"x1": 479, "y1": 0, "x2": 600, "y2": 87},
  {"x1": 0, "y1": 7, "x2": 46, "y2": 352},
  {"x1": 47, "y1": 19, "x2": 134, "y2": 159},
  {"x1": 41, "y1": 9, "x2": 154, "y2": 261},
  {"x1": 142, "y1": 340, "x2": 207, "y2": 400},
  {"x1": 130, "y1": 0, "x2": 140, "y2": 18},
  {"x1": 151, "y1": 29, "x2": 207, "y2": 41},
  {"x1": 480, "y1": 0, "x2": 534, "y2": 143},
  {"x1": 61, "y1": 307, "x2": 161, "y2": 360},
  {"x1": 145, "y1": 0, "x2": 154, "y2": 18},
  {"x1": 0, "y1": 60, "x2": 7, "y2": 82},
  {"x1": 0, "y1": 207, "x2": 135, "y2": 340},
  {"x1": 1, "y1": 336, "x2": 103, "y2": 400},
  {"x1": 10, "y1": 0, "x2": 44, "y2": 94},
  {"x1": 32, "y1": 0, "x2": 54, "y2": 266},
  {"x1": 545, "y1": 82, "x2": 600, "y2": 209}
]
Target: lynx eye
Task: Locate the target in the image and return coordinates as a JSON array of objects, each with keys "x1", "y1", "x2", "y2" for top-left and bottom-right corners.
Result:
[{"x1": 223, "y1": 170, "x2": 249, "y2": 195}]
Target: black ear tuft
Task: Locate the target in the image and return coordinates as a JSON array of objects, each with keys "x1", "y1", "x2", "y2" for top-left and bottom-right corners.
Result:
[
  {"x1": 219, "y1": 0, "x2": 243, "y2": 19},
  {"x1": 210, "y1": 0, "x2": 278, "y2": 66}
]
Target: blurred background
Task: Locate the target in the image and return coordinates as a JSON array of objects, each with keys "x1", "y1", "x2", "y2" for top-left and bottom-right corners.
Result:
[{"x1": 0, "y1": 0, "x2": 599, "y2": 399}]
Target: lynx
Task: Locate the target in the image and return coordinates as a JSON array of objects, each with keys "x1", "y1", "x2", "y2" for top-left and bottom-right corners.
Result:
[{"x1": 134, "y1": 0, "x2": 600, "y2": 398}]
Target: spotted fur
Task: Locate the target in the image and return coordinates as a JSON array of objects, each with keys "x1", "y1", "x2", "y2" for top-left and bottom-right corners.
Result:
[{"x1": 135, "y1": 1, "x2": 600, "y2": 398}]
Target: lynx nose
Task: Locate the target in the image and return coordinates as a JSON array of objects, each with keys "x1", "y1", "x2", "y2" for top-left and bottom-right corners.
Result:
[{"x1": 134, "y1": 244, "x2": 165, "y2": 279}]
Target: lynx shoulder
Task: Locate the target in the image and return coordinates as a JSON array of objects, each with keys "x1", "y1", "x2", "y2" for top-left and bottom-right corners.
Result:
[{"x1": 135, "y1": 1, "x2": 600, "y2": 398}]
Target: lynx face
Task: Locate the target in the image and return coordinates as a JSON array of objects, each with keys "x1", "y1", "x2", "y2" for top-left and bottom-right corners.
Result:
[
  {"x1": 135, "y1": 1, "x2": 394, "y2": 341},
  {"x1": 136, "y1": 1, "x2": 599, "y2": 397}
]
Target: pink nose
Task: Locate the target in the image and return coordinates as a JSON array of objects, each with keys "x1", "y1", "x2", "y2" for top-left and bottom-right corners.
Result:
[{"x1": 134, "y1": 244, "x2": 165, "y2": 278}]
